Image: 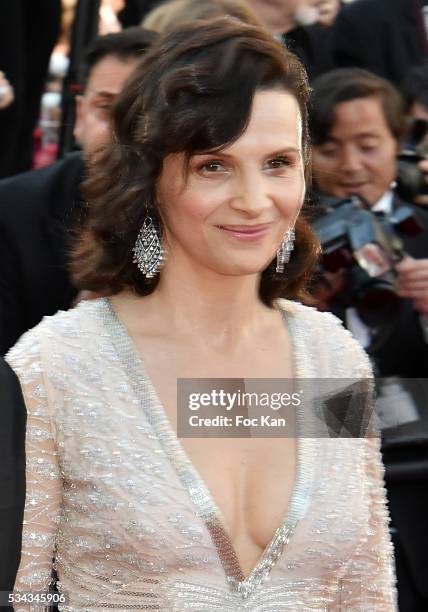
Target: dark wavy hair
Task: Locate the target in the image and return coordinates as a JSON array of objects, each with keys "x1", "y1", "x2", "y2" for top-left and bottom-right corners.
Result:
[{"x1": 72, "y1": 17, "x2": 320, "y2": 305}]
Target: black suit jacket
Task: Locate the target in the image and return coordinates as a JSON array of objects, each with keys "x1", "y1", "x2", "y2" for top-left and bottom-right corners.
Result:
[
  {"x1": 332, "y1": 0, "x2": 427, "y2": 86},
  {"x1": 285, "y1": 23, "x2": 335, "y2": 82},
  {"x1": 0, "y1": 358, "x2": 26, "y2": 594},
  {"x1": 118, "y1": 0, "x2": 159, "y2": 26},
  {"x1": 0, "y1": 153, "x2": 85, "y2": 354}
]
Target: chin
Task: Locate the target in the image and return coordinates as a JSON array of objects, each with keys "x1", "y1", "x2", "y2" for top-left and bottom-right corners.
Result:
[{"x1": 212, "y1": 257, "x2": 274, "y2": 277}]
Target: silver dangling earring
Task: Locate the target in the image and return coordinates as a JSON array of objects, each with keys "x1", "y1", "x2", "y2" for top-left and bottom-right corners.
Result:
[
  {"x1": 133, "y1": 215, "x2": 164, "y2": 278},
  {"x1": 276, "y1": 227, "x2": 295, "y2": 273}
]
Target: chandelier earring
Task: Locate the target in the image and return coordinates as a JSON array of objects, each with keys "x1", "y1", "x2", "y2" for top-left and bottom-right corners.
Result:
[
  {"x1": 276, "y1": 227, "x2": 295, "y2": 273},
  {"x1": 133, "y1": 212, "x2": 164, "y2": 278}
]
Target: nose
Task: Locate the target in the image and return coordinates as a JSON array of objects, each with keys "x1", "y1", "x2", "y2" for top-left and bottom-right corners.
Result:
[
  {"x1": 340, "y1": 144, "x2": 364, "y2": 174},
  {"x1": 228, "y1": 171, "x2": 272, "y2": 218}
]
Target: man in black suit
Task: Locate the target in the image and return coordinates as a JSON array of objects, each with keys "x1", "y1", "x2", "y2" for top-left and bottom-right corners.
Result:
[
  {"x1": 0, "y1": 27, "x2": 156, "y2": 355},
  {"x1": 309, "y1": 68, "x2": 428, "y2": 611},
  {"x1": 0, "y1": 358, "x2": 26, "y2": 598},
  {"x1": 332, "y1": 0, "x2": 428, "y2": 86}
]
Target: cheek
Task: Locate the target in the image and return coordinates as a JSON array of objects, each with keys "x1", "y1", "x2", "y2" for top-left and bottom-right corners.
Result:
[
  {"x1": 92, "y1": 117, "x2": 110, "y2": 142},
  {"x1": 162, "y1": 188, "x2": 217, "y2": 237},
  {"x1": 275, "y1": 176, "x2": 306, "y2": 218},
  {"x1": 182, "y1": 182, "x2": 225, "y2": 220},
  {"x1": 83, "y1": 108, "x2": 109, "y2": 139},
  {"x1": 368, "y1": 147, "x2": 397, "y2": 182},
  {"x1": 295, "y1": 172, "x2": 307, "y2": 208}
]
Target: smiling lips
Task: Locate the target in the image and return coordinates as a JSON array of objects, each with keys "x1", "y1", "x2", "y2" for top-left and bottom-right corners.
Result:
[{"x1": 216, "y1": 223, "x2": 273, "y2": 241}]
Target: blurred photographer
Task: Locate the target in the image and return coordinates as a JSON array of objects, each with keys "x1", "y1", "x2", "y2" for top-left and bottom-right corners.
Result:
[
  {"x1": 310, "y1": 68, "x2": 428, "y2": 357},
  {"x1": 310, "y1": 67, "x2": 428, "y2": 611}
]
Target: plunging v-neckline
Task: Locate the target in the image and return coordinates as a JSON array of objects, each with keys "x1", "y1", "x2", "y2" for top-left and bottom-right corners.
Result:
[{"x1": 101, "y1": 297, "x2": 316, "y2": 600}]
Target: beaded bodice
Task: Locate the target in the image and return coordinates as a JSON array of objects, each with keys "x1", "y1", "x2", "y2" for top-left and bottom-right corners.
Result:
[{"x1": 7, "y1": 298, "x2": 396, "y2": 611}]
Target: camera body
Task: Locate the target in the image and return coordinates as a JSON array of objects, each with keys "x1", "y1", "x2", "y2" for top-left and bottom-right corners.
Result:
[
  {"x1": 312, "y1": 195, "x2": 424, "y2": 326},
  {"x1": 396, "y1": 118, "x2": 428, "y2": 202}
]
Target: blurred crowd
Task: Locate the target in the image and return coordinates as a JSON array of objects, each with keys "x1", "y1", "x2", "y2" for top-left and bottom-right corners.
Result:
[
  {"x1": 1, "y1": 1, "x2": 426, "y2": 175},
  {"x1": 0, "y1": 1, "x2": 428, "y2": 610}
]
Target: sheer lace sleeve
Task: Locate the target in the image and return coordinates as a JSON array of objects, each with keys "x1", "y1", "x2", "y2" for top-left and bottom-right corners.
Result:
[
  {"x1": 321, "y1": 310, "x2": 397, "y2": 609},
  {"x1": 292, "y1": 305, "x2": 397, "y2": 609},
  {"x1": 6, "y1": 329, "x2": 62, "y2": 603},
  {"x1": 335, "y1": 436, "x2": 397, "y2": 611}
]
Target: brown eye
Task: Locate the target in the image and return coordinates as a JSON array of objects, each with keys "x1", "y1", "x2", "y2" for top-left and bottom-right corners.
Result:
[
  {"x1": 268, "y1": 157, "x2": 290, "y2": 168},
  {"x1": 199, "y1": 160, "x2": 225, "y2": 172},
  {"x1": 265, "y1": 157, "x2": 293, "y2": 171}
]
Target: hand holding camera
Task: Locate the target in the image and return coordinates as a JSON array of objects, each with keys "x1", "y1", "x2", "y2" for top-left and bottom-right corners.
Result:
[
  {"x1": 312, "y1": 195, "x2": 426, "y2": 326},
  {"x1": 395, "y1": 255, "x2": 428, "y2": 316},
  {"x1": 413, "y1": 158, "x2": 428, "y2": 207}
]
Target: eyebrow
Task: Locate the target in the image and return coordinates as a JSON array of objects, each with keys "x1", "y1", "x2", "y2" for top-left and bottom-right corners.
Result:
[
  {"x1": 325, "y1": 133, "x2": 381, "y2": 143},
  {"x1": 196, "y1": 146, "x2": 302, "y2": 158},
  {"x1": 89, "y1": 90, "x2": 117, "y2": 99}
]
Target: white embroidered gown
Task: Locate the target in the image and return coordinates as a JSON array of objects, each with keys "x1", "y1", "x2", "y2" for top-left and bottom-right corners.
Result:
[{"x1": 6, "y1": 298, "x2": 397, "y2": 611}]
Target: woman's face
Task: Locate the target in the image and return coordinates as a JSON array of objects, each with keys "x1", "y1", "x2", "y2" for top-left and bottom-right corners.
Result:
[{"x1": 156, "y1": 89, "x2": 305, "y2": 278}]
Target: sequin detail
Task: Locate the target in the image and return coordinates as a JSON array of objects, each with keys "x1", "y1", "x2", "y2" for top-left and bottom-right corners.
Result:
[{"x1": 6, "y1": 298, "x2": 397, "y2": 611}]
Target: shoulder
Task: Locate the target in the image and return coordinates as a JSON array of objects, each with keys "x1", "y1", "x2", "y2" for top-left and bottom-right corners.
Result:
[
  {"x1": 277, "y1": 297, "x2": 346, "y2": 333},
  {"x1": 6, "y1": 299, "x2": 106, "y2": 369},
  {"x1": 6, "y1": 300, "x2": 111, "y2": 424},
  {"x1": 6, "y1": 299, "x2": 111, "y2": 405},
  {"x1": 333, "y1": 0, "x2": 388, "y2": 38},
  {"x1": 276, "y1": 299, "x2": 372, "y2": 378}
]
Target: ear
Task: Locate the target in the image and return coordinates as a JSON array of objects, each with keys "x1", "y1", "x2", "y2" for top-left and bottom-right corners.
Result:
[{"x1": 73, "y1": 95, "x2": 83, "y2": 143}]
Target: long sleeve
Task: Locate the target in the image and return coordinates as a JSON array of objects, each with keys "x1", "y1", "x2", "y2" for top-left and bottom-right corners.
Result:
[
  {"x1": 6, "y1": 331, "x2": 62, "y2": 603},
  {"x1": 335, "y1": 437, "x2": 397, "y2": 611}
]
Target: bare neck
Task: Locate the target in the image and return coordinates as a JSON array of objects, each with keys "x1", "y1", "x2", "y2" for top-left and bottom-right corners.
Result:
[{"x1": 111, "y1": 260, "x2": 276, "y2": 347}]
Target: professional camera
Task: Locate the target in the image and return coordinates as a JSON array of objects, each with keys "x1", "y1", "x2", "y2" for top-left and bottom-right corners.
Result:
[
  {"x1": 396, "y1": 118, "x2": 428, "y2": 202},
  {"x1": 312, "y1": 195, "x2": 424, "y2": 326}
]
